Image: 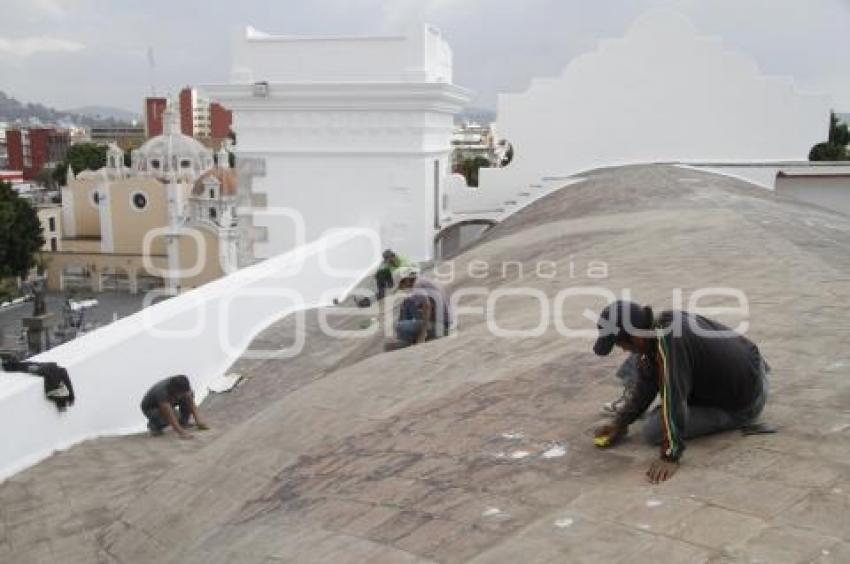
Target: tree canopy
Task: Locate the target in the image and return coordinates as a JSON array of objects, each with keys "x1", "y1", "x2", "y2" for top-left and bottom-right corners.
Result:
[
  {"x1": 809, "y1": 111, "x2": 850, "y2": 161},
  {"x1": 53, "y1": 142, "x2": 109, "y2": 185},
  {"x1": 0, "y1": 181, "x2": 44, "y2": 279},
  {"x1": 457, "y1": 156, "x2": 491, "y2": 187}
]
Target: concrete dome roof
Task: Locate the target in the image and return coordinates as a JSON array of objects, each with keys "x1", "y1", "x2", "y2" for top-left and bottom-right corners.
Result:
[{"x1": 10, "y1": 165, "x2": 850, "y2": 562}]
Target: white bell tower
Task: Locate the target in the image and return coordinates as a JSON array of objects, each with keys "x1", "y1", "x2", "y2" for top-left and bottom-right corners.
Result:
[{"x1": 205, "y1": 25, "x2": 471, "y2": 262}]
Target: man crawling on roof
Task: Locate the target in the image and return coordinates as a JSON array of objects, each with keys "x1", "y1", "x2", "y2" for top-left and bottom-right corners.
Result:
[
  {"x1": 140, "y1": 375, "x2": 210, "y2": 439},
  {"x1": 393, "y1": 266, "x2": 451, "y2": 347},
  {"x1": 592, "y1": 300, "x2": 769, "y2": 483}
]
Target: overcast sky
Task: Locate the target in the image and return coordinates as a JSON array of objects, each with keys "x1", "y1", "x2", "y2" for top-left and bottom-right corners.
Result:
[{"x1": 2, "y1": 0, "x2": 848, "y2": 115}]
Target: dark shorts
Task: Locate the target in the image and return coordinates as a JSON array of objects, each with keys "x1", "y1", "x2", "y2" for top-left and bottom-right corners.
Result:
[{"x1": 142, "y1": 398, "x2": 192, "y2": 430}]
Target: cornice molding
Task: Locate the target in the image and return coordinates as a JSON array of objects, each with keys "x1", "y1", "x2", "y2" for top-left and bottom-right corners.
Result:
[{"x1": 203, "y1": 82, "x2": 473, "y2": 113}]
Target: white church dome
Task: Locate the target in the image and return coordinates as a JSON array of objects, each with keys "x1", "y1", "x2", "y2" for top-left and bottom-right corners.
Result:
[{"x1": 132, "y1": 100, "x2": 214, "y2": 182}]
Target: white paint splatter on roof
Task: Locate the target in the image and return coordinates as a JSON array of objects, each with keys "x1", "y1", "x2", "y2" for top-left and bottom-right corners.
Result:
[
  {"x1": 541, "y1": 444, "x2": 567, "y2": 459},
  {"x1": 554, "y1": 517, "x2": 575, "y2": 528}
]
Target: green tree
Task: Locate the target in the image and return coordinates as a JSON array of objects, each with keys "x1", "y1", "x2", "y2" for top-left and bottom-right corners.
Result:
[
  {"x1": 809, "y1": 142, "x2": 846, "y2": 161},
  {"x1": 0, "y1": 181, "x2": 45, "y2": 278},
  {"x1": 457, "y1": 156, "x2": 491, "y2": 187},
  {"x1": 828, "y1": 112, "x2": 850, "y2": 146},
  {"x1": 36, "y1": 166, "x2": 58, "y2": 190},
  {"x1": 810, "y1": 111, "x2": 850, "y2": 161},
  {"x1": 54, "y1": 142, "x2": 109, "y2": 185}
]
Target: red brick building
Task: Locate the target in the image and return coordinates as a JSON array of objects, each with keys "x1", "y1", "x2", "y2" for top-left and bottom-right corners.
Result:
[
  {"x1": 210, "y1": 102, "x2": 233, "y2": 141},
  {"x1": 144, "y1": 97, "x2": 167, "y2": 137},
  {"x1": 179, "y1": 87, "x2": 194, "y2": 137},
  {"x1": 144, "y1": 89, "x2": 232, "y2": 147},
  {"x1": 6, "y1": 127, "x2": 71, "y2": 180}
]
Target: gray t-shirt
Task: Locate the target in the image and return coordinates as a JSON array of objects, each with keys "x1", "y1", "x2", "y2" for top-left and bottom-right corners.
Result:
[
  {"x1": 140, "y1": 377, "x2": 181, "y2": 412},
  {"x1": 412, "y1": 277, "x2": 451, "y2": 330}
]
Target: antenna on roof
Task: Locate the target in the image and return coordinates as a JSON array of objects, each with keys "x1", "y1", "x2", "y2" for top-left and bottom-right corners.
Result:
[{"x1": 147, "y1": 46, "x2": 157, "y2": 97}]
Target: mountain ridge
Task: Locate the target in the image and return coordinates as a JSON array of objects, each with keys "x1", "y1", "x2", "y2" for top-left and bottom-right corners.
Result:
[{"x1": 0, "y1": 90, "x2": 134, "y2": 128}]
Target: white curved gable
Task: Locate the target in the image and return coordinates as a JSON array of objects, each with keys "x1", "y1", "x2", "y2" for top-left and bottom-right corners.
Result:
[{"x1": 478, "y1": 10, "x2": 831, "y2": 202}]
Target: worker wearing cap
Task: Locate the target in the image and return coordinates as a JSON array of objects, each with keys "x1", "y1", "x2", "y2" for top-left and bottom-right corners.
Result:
[
  {"x1": 592, "y1": 300, "x2": 769, "y2": 483},
  {"x1": 394, "y1": 266, "x2": 451, "y2": 345}
]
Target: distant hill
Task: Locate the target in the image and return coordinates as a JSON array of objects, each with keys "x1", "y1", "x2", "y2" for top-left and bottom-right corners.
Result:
[
  {"x1": 457, "y1": 107, "x2": 497, "y2": 125},
  {"x1": 67, "y1": 105, "x2": 140, "y2": 123},
  {"x1": 0, "y1": 91, "x2": 133, "y2": 128}
]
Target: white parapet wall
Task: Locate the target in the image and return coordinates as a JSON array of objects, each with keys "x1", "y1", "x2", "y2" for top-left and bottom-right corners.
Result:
[
  {"x1": 467, "y1": 9, "x2": 830, "y2": 218},
  {"x1": 443, "y1": 171, "x2": 587, "y2": 225},
  {"x1": 0, "y1": 227, "x2": 380, "y2": 481},
  {"x1": 776, "y1": 169, "x2": 850, "y2": 216}
]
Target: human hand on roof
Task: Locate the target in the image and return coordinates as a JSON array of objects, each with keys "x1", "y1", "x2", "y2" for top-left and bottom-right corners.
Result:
[
  {"x1": 647, "y1": 459, "x2": 678, "y2": 483},
  {"x1": 593, "y1": 423, "x2": 626, "y2": 447}
]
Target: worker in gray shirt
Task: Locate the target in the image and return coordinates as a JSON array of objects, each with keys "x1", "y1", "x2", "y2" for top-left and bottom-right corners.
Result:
[
  {"x1": 140, "y1": 375, "x2": 209, "y2": 439},
  {"x1": 593, "y1": 301, "x2": 769, "y2": 483},
  {"x1": 394, "y1": 266, "x2": 451, "y2": 345}
]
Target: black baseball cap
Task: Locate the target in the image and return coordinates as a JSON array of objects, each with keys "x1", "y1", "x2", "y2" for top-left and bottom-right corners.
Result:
[{"x1": 593, "y1": 300, "x2": 653, "y2": 356}]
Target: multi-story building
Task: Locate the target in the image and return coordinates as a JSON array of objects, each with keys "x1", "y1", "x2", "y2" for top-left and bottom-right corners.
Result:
[
  {"x1": 6, "y1": 127, "x2": 71, "y2": 180},
  {"x1": 179, "y1": 87, "x2": 209, "y2": 138},
  {"x1": 451, "y1": 121, "x2": 497, "y2": 164},
  {"x1": 209, "y1": 102, "x2": 232, "y2": 141},
  {"x1": 0, "y1": 122, "x2": 8, "y2": 169},
  {"x1": 89, "y1": 125, "x2": 146, "y2": 151},
  {"x1": 145, "y1": 90, "x2": 232, "y2": 148},
  {"x1": 144, "y1": 97, "x2": 167, "y2": 138},
  {"x1": 0, "y1": 170, "x2": 24, "y2": 183},
  {"x1": 36, "y1": 203, "x2": 62, "y2": 252}
]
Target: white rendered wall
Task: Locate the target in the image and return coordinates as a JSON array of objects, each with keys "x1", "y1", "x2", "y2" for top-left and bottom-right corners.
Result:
[
  {"x1": 693, "y1": 166, "x2": 781, "y2": 191},
  {"x1": 444, "y1": 172, "x2": 503, "y2": 217},
  {"x1": 248, "y1": 154, "x2": 441, "y2": 260},
  {"x1": 97, "y1": 180, "x2": 114, "y2": 252},
  {"x1": 206, "y1": 26, "x2": 471, "y2": 263},
  {"x1": 776, "y1": 175, "x2": 850, "y2": 216},
  {"x1": 232, "y1": 25, "x2": 452, "y2": 84},
  {"x1": 60, "y1": 187, "x2": 76, "y2": 237},
  {"x1": 679, "y1": 164, "x2": 850, "y2": 193},
  {"x1": 444, "y1": 171, "x2": 585, "y2": 223},
  {"x1": 474, "y1": 9, "x2": 830, "y2": 215},
  {"x1": 0, "y1": 228, "x2": 379, "y2": 481}
]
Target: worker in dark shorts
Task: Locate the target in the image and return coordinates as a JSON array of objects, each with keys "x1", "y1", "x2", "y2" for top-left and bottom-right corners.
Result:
[
  {"x1": 592, "y1": 301, "x2": 769, "y2": 483},
  {"x1": 140, "y1": 375, "x2": 209, "y2": 439}
]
